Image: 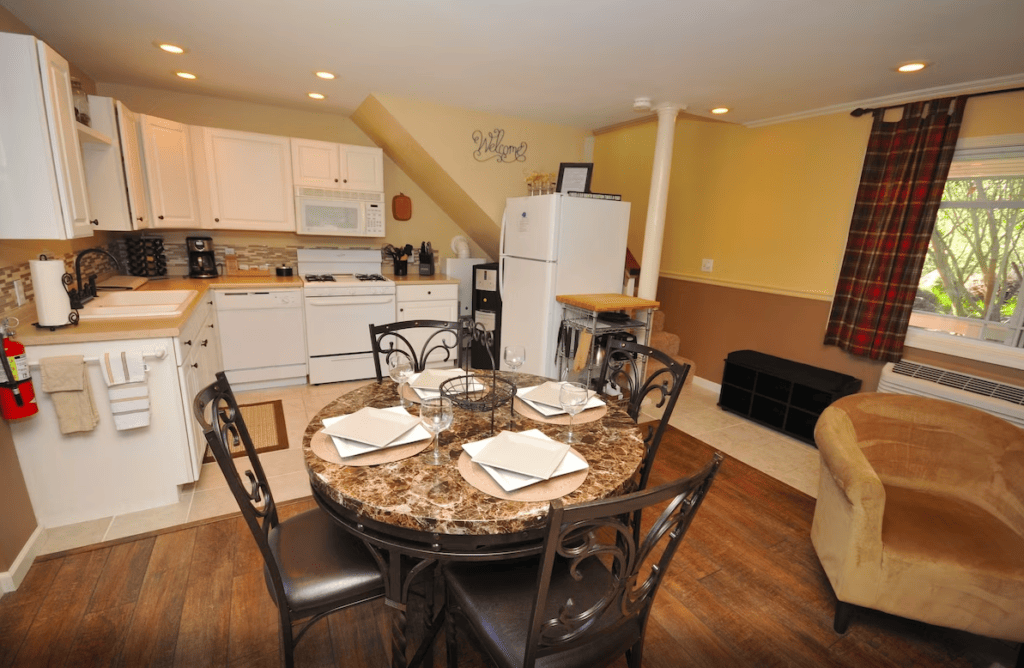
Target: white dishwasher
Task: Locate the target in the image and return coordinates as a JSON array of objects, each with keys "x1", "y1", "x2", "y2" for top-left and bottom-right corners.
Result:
[{"x1": 214, "y1": 288, "x2": 307, "y2": 389}]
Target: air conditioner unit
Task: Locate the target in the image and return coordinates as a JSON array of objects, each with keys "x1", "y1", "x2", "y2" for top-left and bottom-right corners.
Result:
[{"x1": 877, "y1": 361, "x2": 1024, "y2": 429}]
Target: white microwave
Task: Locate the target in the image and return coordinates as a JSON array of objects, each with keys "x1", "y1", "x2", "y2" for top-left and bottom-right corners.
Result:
[{"x1": 295, "y1": 187, "x2": 386, "y2": 237}]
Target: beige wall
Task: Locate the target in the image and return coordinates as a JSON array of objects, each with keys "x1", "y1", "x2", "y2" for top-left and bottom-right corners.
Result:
[
  {"x1": 371, "y1": 94, "x2": 590, "y2": 232},
  {"x1": 594, "y1": 90, "x2": 1024, "y2": 386},
  {"x1": 95, "y1": 83, "x2": 489, "y2": 263}
]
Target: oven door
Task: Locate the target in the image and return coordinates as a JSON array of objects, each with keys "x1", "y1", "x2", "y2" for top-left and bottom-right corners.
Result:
[{"x1": 304, "y1": 293, "x2": 395, "y2": 357}]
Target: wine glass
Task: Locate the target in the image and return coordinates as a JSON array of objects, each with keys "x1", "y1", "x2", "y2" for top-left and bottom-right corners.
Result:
[
  {"x1": 559, "y1": 382, "x2": 589, "y2": 443},
  {"x1": 420, "y1": 396, "x2": 454, "y2": 466},
  {"x1": 387, "y1": 356, "x2": 413, "y2": 409},
  {"x1": 504, "y1": 345, "x2": 525, "y2": 386}
]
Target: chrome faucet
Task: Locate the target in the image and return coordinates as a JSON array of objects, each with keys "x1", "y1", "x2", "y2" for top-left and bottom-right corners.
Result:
[{"x1": 73, "y1": 247, "x2": 124, "y2": 306}]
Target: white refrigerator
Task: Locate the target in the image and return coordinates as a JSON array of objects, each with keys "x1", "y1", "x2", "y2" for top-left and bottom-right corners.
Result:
[{"x1": 499, "y1": 194, "x2": 631, "y2": 378}]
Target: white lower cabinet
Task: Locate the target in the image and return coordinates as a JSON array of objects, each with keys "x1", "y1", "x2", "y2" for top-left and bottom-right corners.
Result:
[
  {"x1": 10, "y1": 298, "x2": 222, "y2": 528},
  {"x1": 395, "y1": 284, "x2": 459, "y2": 369},
  {"x1": 12, "y1": 338, "x2": 192, "y2": 527}
]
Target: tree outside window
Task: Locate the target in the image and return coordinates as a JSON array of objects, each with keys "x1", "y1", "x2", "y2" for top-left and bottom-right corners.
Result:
[{"x1": 910, "y1": 154, "x2": 1024, "y2": 348}]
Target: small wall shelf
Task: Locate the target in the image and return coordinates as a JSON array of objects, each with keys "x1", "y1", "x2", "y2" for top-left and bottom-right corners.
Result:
[
  {"x1": 718, "y1": 350, "x2": 862, "y2": 445},
  {"x1": 76, "y1": 121, "x2": 112, "y2": 145}
]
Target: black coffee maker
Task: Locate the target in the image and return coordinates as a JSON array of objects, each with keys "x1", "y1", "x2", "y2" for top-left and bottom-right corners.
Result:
[{"x1": 186, "y1": 236, "x2": 218, "y2": 278}]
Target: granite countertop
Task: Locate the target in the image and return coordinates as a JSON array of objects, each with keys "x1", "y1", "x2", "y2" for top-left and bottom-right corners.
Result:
[
  {"x1": 12, "y1": 275, "x2": 302, "y2": 346},
  {"x1": 304, "y1": 372, "x2": 644, "y2": 537}
]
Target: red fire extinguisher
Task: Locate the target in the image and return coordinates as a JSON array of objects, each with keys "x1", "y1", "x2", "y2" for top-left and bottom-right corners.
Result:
[{"x1": 1, "y1": 317, "x2": 39, "y2": 420}]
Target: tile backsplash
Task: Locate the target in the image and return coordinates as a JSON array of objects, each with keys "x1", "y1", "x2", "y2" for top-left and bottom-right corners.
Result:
[{"x1": 0, "y1": 245, "x2": 120, "y2": 317}]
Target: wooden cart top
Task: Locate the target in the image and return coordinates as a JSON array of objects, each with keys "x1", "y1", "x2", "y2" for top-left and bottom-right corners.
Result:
[{"x1": 555, "y1": 293, "x2": 660, "y2": 312}]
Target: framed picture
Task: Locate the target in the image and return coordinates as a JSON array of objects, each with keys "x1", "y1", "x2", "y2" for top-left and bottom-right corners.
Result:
[{"x1": 556, "y1": 163, "x2": 593, "y2": 194}]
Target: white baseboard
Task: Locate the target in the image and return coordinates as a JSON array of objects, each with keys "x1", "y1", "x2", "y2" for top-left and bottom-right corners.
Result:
[
  {"x1": 692, "y1": 375, "x2": 722, "y2": 395},
  {"x1": 0, "y1": 525, "x2": 45, "y2": 596}
]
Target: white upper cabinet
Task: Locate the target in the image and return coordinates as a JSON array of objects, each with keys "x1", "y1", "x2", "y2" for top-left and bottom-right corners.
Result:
[
  {"x1": 117, "y1": 102, "x2": 152, "y2": 230},
  {"x1": 290, "y1": 138, "x2": 340, "y2": 188},
  {"x1": 0, "y1": 34, "x2": 93, "y2": 239},
  {"x1": 341, "y1": 145, "x2": 385, "y2": 192},
  {"x1": 141, "y1": 115, "x2": 201, "y2": 228},
  {"x1": 202, "y1": 127, "x2": 295, "y2": 231},
  {"x1": 291, "y1": 138, "x2": 384, "y2": 192},
  {"x1": 81, "y1": 96, "x2": 151, "y2": 232}
]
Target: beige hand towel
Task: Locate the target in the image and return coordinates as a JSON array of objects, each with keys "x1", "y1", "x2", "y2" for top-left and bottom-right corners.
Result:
[{"x1": 39, "y1": 355, "x2": 99, "y2": 434}]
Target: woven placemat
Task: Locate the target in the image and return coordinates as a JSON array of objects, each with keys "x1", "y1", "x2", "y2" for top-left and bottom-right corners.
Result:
[
  {"x1": 310, "y1": 429, "x2": 432, "y2": 467},
  {"x1": 203, "y1": 400, "x2": 288, "y2": 463},
  {"x1": 457, "y1": 448, "x2": 589, "y2": 501},
  {"x1": 513, "y1": 397, "x2": 608, "y2": 425}
]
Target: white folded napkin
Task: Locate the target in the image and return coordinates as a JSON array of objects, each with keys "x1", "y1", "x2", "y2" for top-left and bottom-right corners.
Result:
[
  {"x1": 408, "y1": 370, "x2": 484, "y2": 400},
  {"x1": 463, "y1": 429, "x2": 588, "y2": 492}
]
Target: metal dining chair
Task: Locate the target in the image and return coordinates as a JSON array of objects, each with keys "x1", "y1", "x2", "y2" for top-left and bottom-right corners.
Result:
[
  {"x1": 194, "y1": 372, "x2": 385, "y2": 668},
  {"x1": 369, "y1": 319, "x2": 469, "y2": 381},
  {"x1": 596, "y1": 337, "x2": 692, "y2": 492},
  {"x1": 442, "y1": 453, "x2": 723, "y2": 668}
]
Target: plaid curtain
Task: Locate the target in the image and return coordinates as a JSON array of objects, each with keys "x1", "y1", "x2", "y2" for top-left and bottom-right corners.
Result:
[{"x1": 824, "y1": 96, "x2": 967, "y2": 362}]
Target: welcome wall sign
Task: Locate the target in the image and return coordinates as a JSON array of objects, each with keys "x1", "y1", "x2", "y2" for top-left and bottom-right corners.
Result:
[{"x1": 472, "y1": 128, "x2": 527, "y2": 163}]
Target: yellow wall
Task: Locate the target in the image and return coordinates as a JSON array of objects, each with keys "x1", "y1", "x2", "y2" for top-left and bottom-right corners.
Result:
[
  {"x1": 596, "y1": 90, "x2": 1024, "y2": 301},
  {"x1": 95, "y1": 83, "x2": 490, "y2": 262},
  {"x1": 372, "y1": 94, "x2": 590, "y2": 228},
  {"x1": 592, "y1": 90, "x2": 1024, "y2": 383}
]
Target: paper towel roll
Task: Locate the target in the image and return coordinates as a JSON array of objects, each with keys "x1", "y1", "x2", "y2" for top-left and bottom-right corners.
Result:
[{"x1": 30, "y1": 260, "x2": 73, "y2": 327}]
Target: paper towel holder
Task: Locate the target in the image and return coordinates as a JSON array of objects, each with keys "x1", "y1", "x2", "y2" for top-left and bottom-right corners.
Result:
[{"x1": 31, "y1": 254, "x2": 80, "y2": 331}]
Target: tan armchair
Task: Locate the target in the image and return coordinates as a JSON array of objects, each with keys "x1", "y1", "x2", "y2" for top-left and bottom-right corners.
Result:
[{"x1": 811, "y1": 392, "x2": 1024, "y2": 650}]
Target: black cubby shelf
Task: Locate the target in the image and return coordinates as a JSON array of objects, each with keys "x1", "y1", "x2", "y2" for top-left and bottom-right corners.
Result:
[{"x1": 718, "y1": 350, "x2": 862, "y2": 446}]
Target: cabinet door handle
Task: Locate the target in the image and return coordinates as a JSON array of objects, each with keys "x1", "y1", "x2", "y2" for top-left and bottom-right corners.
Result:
[
  {"x1": 158, "y1": 215, "x2": 165, "y2": 220},
  {"x1": 90, "y1": 219, "x2": 99, "y2": 226},
  {"x1": 136, "y1": 217, "x2": 143, "y2": 222},
  {"x1": 214, "y1": 218, "x2": 220, "y2": 222},
  {"x1": 343, "y1": 178, "x2": 347, "y2": 183},
  {"x1": 201, "y1": 339, "x2": 208, "y2": 347},
  {"x1": 191, "y1": 362, "x2": 199, "y2": 369},
  {"x1": 208, "y1": 323, "x2": 215, "y2": 329},
  {"x1": 183, "y1": 339, "x2": 192, "y2": 346},
  {"x1": 334, "y1": 178, "x2": 339, "y2": 183}
]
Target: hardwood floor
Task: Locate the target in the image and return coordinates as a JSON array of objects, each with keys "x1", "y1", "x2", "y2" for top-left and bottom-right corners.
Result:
[{"x1": 1, "y1": 427, "x2": 1017, "y2": 667}]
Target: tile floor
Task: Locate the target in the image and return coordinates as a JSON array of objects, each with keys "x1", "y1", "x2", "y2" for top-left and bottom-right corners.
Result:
[{"x1": 36, "y1": 379, "x2": 820, "y2": 556}]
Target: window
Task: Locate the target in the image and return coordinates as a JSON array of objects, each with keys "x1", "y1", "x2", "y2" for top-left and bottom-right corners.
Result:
[{"x1": 908, "y1": 135, "x2": 1024, "y2": 365}]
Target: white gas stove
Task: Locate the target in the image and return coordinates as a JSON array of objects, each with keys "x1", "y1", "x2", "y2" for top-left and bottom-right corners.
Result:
[{"x1": 297, "y1": 249, "x2": 396, "y2": 383}]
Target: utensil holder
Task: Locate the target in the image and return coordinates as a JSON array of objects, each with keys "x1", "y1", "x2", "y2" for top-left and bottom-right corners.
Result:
[{"x1": 394, "y1": 259, "x2": 408, "y2": 276}]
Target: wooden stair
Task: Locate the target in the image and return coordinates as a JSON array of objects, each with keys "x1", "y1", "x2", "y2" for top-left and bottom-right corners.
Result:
[{"x1": 646, "y1": 310, "x2": 695, "y2": 385}]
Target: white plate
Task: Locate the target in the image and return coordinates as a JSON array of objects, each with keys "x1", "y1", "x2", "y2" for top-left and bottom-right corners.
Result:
[
  {"x1": 516, "y1": 385, "x2": 605, "y2": 417},
  {"x1": 463, "y1": 430, "x2": 588, "y2": 491},
  {"x1": 322, "y1": 406, "x2": 421, "y2": 448},
  {"x1": 471, "y1": 430, "x2": 571, "y2": 480},
  {"x1": 322, "y1": 407, "x2": 431, "y2": 458},
  {"x1": 409, "y1": 371, "x2": 484, "y2": 400},
  {"x1": 409, "y1": 368, "x2": 467, "y2": 390}
]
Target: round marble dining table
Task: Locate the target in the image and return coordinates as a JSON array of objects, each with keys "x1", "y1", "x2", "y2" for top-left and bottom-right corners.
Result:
[
  {"x1": 302, "y1": 370, "x2": 645, "y2": 668},
  {"x1": 303, "y1": 371, "x2": 645, "y2": 540}
]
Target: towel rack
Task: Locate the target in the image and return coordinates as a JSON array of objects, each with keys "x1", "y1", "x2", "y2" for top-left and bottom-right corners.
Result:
[{"x1": 27, "y1": 346, "x2": 168, "y2": 368}]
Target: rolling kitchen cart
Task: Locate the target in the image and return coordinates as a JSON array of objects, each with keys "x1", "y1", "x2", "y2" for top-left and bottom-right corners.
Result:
[{"x1": 555, "y1": 293, "x2": 660, "y2": 386}]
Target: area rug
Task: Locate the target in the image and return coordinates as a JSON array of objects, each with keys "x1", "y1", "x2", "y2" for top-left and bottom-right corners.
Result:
[{"x1": 202, "y1": 399, "x2": 289, "y2": 463}]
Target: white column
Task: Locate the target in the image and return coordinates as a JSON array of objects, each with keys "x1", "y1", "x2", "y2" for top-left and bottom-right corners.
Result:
[{"x1": 637, "y1": 104, "x2": 684, "y2": 301}]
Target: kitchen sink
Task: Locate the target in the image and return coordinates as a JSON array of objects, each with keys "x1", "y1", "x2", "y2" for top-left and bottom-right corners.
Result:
[{"x1": 77, "y1": 290, "x2": 198, "y2": 320}]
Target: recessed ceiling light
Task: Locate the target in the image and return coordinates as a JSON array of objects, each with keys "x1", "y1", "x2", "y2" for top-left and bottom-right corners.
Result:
[
  {"x1": 158, "y1": 43, "x2": 185, "y2": 54},
  {"x1": 308, "y1": 92, "x2": 326, "y2": 100},
  {"x1": 176, "y1": 71, "x2": 197, "y2": 80},
  {"x1": 898, "y1": 62, "x2": 927, "y2": 73},
  {"x1": 315, "y1": 71, "x2": 335, "y2": 80},
  {"x1": 710, "y1": 107, "x2": 729, "y2": 115}
]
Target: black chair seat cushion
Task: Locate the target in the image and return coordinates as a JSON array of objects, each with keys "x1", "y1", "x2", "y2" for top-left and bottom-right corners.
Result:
[
  {"x1": 445, "y1": 556, "x2": 642, "y2": 668},
  {"x1": 265, "y1": 508, "x2": 385, "y2": 615}
]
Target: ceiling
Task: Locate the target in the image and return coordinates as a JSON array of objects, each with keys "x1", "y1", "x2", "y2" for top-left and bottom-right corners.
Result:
[{"x1": 3, "y1": 0, "x2": 1023, "y2": 129}]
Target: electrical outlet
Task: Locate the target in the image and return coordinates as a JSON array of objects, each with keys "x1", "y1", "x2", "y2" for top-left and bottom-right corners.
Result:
[
  {"x1": 224, "y1": 247, "x2": 235, "y2": 255},
  {"x1": 13, "y1": 279, "x2": 25, "y2": 305},
  {"x1": 701, "y1": 259, "x2": 714, "y2": 272}
]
